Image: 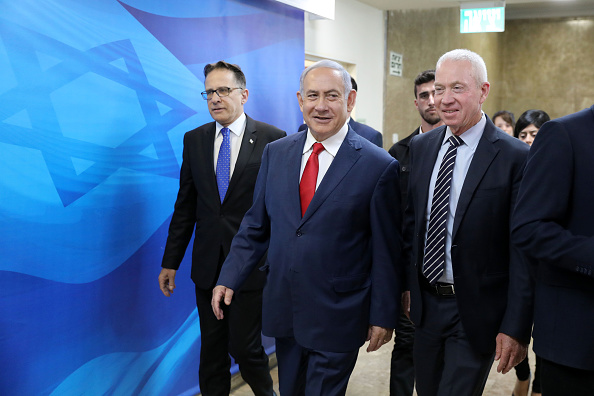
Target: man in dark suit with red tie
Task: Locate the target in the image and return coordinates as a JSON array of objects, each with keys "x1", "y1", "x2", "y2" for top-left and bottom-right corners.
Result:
[
  {"x1": 212, "y1": 60, "x2": 402, "y2": 395},
  {"x1": 403, "y1": 50, "x2": 532, "y2": 395},
  {"x1": 158, "y1": 61, "x2": 285, "y2": 396},
  {"x1": 512, "y1": 105, "x2": 594, "y2": 396}
]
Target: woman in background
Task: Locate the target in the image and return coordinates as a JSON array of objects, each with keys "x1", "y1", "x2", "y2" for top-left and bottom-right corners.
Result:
[
  {"x1": 493, "y1": 110, "x2": 515, "y2": 136},
  {"x1": 512, "y1": 109, "x2": 550, "y2": 396},
  {"x1": 514, "y1": 109, "x2": 550, "y2": 146}
]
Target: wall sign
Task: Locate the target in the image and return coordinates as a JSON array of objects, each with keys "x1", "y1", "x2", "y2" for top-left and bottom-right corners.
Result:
[{"x1": 390, "y1": 51, "x2": 403, "y2": 77}]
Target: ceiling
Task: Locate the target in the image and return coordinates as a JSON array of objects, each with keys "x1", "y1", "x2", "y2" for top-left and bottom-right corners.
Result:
[{"x1": 356, "y1": 0, "x2": 594, "y2": 19}]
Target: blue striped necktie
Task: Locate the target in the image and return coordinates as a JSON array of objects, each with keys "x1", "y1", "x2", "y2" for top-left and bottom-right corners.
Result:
[
  {"x1": 423, "y1": 135, "x2": 464, "y2": 285},
  {"x1": 216, "y1": 127, "x2": 231, "y2": 203}
]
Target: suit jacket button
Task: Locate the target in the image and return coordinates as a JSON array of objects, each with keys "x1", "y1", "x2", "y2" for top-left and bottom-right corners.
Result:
[{"x1": 296, "y1": 230, "x2": 302, "y2": 237}]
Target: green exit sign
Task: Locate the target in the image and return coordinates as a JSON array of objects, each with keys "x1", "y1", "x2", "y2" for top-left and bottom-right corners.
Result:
[{"x1": 460, "y1": 6, "x2": 505, "y2": 33}]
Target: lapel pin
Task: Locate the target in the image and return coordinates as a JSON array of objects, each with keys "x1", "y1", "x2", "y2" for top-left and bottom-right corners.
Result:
[{"x1": 250, "y1": 139, "x2": 254, "y2": 144}]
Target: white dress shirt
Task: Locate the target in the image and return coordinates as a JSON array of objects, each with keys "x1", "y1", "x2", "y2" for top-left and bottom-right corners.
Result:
[
  {"x1": 299, "y1": 122, "x2": 349, "y2": 190},
  {"x1": 424, "y1": 113, "x2": 486, "y2": 284},
  {"x1": 214, "y1": 113, "x2": 246, "y2": 178}
]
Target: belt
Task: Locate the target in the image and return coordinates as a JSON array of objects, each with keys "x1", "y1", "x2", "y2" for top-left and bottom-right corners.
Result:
[{"x1": 423, "y1": 282, "x2": 455, "y2": 296}]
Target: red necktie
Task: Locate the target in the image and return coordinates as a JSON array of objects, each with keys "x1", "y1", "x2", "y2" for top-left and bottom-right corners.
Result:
[{"x1": 300, "y1": 142, "x2": 325, "y2": 217}]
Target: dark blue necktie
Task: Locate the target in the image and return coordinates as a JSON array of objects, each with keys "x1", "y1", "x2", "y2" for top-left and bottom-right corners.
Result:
[
  {"x1": 423, "y1": 135, "x2": 464, "y2": 285},
  {"x1": 216, "y1": 127, "x2": 231, "y2": 203}
]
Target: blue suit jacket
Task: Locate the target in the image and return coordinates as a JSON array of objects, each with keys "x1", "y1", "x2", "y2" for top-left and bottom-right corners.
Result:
[
  {"x1": 512, "y1": 105, "x2": 594, "y2": 370},
  {"x1": 218, "y1": 128, "x2": 402, "y2": 353},
  {"x1": 404, "y1": 116, "x2": 532, "y2": 354},
  {"x1": 349, "y1": 118, "x2": 383, "y2": 147}
]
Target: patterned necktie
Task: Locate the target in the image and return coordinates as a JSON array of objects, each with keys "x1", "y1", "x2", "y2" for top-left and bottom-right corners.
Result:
[
  {"x1": 216, "y1": 127, "x2": 231, "y2": 203},
  {"x1": 299, "y1": 142, "x2": 325, "y2": 217},
  {"x1": 423, "y1": 135, "x2": 464, "y2": 285}
]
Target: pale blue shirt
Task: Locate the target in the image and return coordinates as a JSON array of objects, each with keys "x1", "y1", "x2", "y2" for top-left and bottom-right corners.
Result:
[
  {"x1": 214, "y1": 113, "x2": 246, "y2": 178},
  {"x1": 299, "y1": 122, "x2": 349, "y2": 190},
  {"x1": 424, "y1": 113, "x2": 486, "y2": 284}
]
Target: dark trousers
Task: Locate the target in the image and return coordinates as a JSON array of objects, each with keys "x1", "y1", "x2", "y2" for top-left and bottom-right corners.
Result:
[
  {"x1": 275, "y1": 336, "x2": 359, "y2": 396},
  {"x1": 515, "y1": 353, "x2": 542, "y2": 393},
  {"x1": 414, "y1": 290, "x2": 494, "y2": 396},
  {"x1": 390, "y1": 310, "x2": 415, "y2": 395},
  {"x1": 540, "y1": 358, "x2": 594, "y2": 396},
  {"x1": 195, "y1": 286, "x2": 273, "y2": 396}
]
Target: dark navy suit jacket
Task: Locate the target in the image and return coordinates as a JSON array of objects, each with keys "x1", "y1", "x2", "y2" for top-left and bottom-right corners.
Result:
[
  {"x1": 512, "y1": 105, "x2": 594, "y2": 370},
  {"x1": 218, "y1": 128, "x2": 402, "y2": 353},
  {"x1": 349, "y1": 118, "x2": 383, "y2": 147},
  {"x1": 404, "y1": 116, "x2": 533, "y2": 354}
]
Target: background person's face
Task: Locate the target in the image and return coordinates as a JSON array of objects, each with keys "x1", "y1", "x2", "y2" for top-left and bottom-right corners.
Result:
[
  {"x1": 518, "y1": 124, "x2": 539, "y2": 146},
  {"x1": 415, "y1": 81, "x2": 441, "y2": 126},
  {"x1": 494, "y1": 116, "x2": 514, "y2": 136}
]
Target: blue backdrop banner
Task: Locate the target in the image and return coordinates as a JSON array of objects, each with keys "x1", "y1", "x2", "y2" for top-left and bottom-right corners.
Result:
[{"x1": 0, "y1": 0, "x2": 303, "y2": 394}]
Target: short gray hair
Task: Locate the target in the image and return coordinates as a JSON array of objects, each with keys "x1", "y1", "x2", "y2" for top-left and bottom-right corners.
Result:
[
  {"x1": 299, "y1": 60, "x2": 352, "y2": 99},
  {"x1": 436, "y1": 49, "x2": 488, "y2": 87}
]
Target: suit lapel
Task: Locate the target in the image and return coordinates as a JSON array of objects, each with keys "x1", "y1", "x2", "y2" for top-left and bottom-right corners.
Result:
[
  {"x1": 300, "y1": 128, "x2": 362, "y2": 224},
  {"x1": 415, "y1": 127, "x2": 446, "y2": 227},
  {"x1": 200, "y1": 123, "x2": 220, "y2": 204},
  {"x1": 289, "y1": 132, "x2": 308, "y2": 219},
  {"x1": 452, "y1": 120, "x2": 500, "y2": 238},
  {"x1": 226, "y1": 115, "x2": 257, "y2": 201}
]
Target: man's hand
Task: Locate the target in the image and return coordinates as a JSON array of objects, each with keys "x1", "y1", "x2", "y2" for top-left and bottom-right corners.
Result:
[
  {"x1": 158, "y1": 268, "x2": 177, "y2": 297},
  {"x1": 366, "y1": 325, "x2": 393, "y2": 352},
  {"x1": 211, "y1": 285, "x2": 235, "y2": 320},
  {"x1": 494, "y1": 333, "x2": 527, "y2": 374},
  {"x1": 401, "y1": 291, "x2": 411, "y2": 320}
]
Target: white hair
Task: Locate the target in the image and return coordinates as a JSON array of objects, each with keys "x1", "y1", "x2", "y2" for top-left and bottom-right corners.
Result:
[{"x1": 436, "y1": 49, "x2": 488, "y2": 87}]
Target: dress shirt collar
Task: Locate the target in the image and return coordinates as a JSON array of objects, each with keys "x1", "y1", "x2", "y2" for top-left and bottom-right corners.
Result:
[
  {"x1": 302, "y1": 121, "x2": 349, "y2": 157},
  {"x1": 215, "y1": 113, "x2": 246, "y2": 138},
  {"x1": 442, "y1": 112, "x2": 485, "y2": 150}
]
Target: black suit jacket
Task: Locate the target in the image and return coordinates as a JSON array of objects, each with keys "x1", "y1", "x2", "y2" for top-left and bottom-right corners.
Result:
[
  {"x1": 161, "y1": 115, "x2": 286, "y2": 290},
  {"x1": 404, "y1": 116, "x2": 532, "y2": 354},
  {"x1": 512, "y1": 105, "x2": 594, "y2": 370},
  {"x1": 388, "y1": 127, "x2": 420, "y2": 212}
]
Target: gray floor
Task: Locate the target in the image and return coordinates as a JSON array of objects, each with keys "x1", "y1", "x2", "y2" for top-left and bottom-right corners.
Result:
[{"x1": 230, "y1": 340, "x2": 538, "y2": 395}]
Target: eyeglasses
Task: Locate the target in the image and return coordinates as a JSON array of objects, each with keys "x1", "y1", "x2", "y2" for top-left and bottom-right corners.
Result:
[{"x1": 201, "y1": 87, "x2": 243, "y2": 100}]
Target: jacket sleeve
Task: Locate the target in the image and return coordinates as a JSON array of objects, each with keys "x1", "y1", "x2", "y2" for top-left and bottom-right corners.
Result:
[
  {"x1": 161, "y1": 132, "x2": 198, "y2": 270},
  {"x1": 369, "y1": 159, "x2": 403, "y2": 329},
  {"x1": 512, "y1": 120, "x2": 594, "y2": 277},
  {"x1": 216, "y1": 144, "x2": 272, "y2": 290}
]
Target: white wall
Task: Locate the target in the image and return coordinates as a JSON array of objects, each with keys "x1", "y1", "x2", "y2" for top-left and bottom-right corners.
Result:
[{"x1": 304, "y1": 0, "x2": 385, "y2": 135}]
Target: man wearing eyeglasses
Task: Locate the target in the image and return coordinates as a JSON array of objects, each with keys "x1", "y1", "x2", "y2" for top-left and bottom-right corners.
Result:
[{"x1": 159, "y1": 61, "x2": 285, "y2": 396}]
